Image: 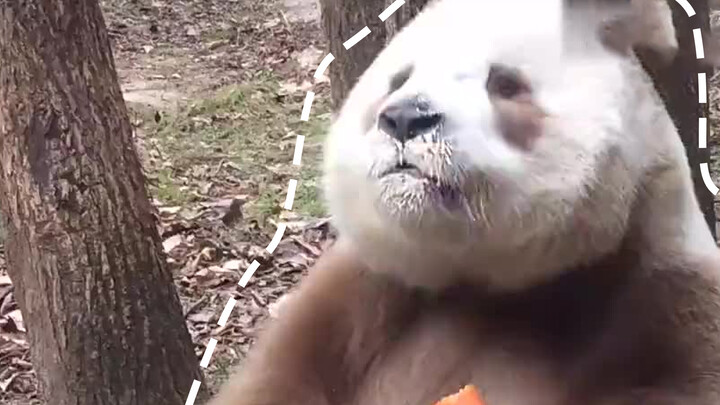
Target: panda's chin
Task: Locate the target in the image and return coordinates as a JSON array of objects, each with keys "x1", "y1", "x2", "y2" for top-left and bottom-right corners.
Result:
[{"x1": 375, "y1": 170, "x2": 466, "y2": 222}]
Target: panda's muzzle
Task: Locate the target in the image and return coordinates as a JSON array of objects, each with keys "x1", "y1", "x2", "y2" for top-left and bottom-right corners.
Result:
[{"x1": 377, "y1": 97, "x2": 444, "y2": 144}]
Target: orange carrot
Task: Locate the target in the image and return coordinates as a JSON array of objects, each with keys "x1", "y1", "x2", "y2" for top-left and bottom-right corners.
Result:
[{"x1": 434, "y1": 385, "x2": 486, "y2": 405}]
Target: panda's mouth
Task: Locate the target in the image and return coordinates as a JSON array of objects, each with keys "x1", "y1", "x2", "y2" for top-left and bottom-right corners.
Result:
[
  {"x1": 382, "y1": 163, "x2": 425, "y2": 179},
  {"x1": 372, "y1": 159, "x2": 472, "y2": 218},
  {"x1": 382, "y1": 163, "x2": 448, "y2": 183},
  {"x1": 380, "y1": 163, "x2": 458, "y2": 199}
]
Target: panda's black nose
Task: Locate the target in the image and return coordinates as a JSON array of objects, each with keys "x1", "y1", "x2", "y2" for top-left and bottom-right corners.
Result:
[{"x1": 378, "y1": 98, "x2": 443, "y2": 143}]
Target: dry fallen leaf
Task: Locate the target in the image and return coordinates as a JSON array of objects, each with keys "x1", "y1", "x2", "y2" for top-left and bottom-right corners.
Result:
[
  {"x1": 163, "y1": 234, "x2": 185, "y2": 253},
  {"x1": 6, "y1": 310, "x2": 25, "y2": 333},
  {"x1": 222, "y1": 259, "x2": 243, "y2": 271},
  {"x1": 0, "y1": 276, "x2": 11, "y2": 287},
  {"x1": 187, "y1": 310, "x2": 214, "y2": 324},
  {"x1": 158, "y1": 206, "x2": 182, "y2": 216}
]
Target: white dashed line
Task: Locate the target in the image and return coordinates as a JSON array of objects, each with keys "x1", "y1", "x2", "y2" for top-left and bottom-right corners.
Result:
[
  {"x1": 693, "y1": 28, "x2": 705, "y2": 59},
  {"x1": 185, "y1": 380, "x2": 201, "y2": 405},
  {"x1": 301, "y1": 91, "x2": 315, "y2": 121},
  {"x1": 699, "y1": 117, "x2": 708, "y2": 148},
  {"x1": 190, "y1": 2, "x2": 720, "y2": 402},
  {"x1": 293, "y1": 135, "x2": 305, "y2": 166},
  {"x1": 200, "y1": 338, "x2": 218, "y2": 368},
  {"x1": 701, "y1": 163, "x2": 719, "y2": 195},
  {"x1": 674, "y1": 0, "x2": 696, "y2": 17},
  {"x1": 217, "y1": 298, "x2": 236, "y2": 326},
  {"x1": 314, "y1": 54, "x2": 335, "y2": 80},
  {"x1": 266, "y1": 224, "x2": 287, "y2": 254},
  {"x1": 186, "y1": 2, "x2": 410, "y2": 400},
  {"x1": 379, "y1": 0, "x2": 406, "y2": 21},
  {"x1": 343, "y1": 26, "x2": 371, "y2": 50},
  {"x1": 672, "y1": 0, "x2": 720, "y2": 195},
  {"x1": 699, "y1": 73, "x2": 707, "y2": 103},
  {"x1": 239, "y1": 261, "x2": 260, "y2": 288},
  {"x1": 284, "y1": 179, "x2": 298, "y2": 210}
]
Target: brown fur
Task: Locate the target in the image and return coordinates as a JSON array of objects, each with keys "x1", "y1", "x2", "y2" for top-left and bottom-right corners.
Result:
[
  {"x1": 491, "y1": 95, "x2": 546, "y2": 151},
  {"x1": 209, "y1": 238, "x2": 720, "y2": 405},
  {"x1": 570, "y1": 0, "x2": 679, "y2": 65}
]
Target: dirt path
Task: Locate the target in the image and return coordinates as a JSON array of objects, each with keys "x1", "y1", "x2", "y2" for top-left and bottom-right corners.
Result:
[
  {"x1": 1, "y1": 1, "x2": 331, "y2": 403},
  {"x1": 282, "y1": 0, "x2": 321, "y2": 23},
  {"x1": 115, "y1": 0, "x2": 322, "y2": 112}
]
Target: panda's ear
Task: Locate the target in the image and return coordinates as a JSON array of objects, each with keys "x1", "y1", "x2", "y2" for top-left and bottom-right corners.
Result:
[
  {"x1": 700, "y1": 31, "x2": 720, "y2": 67},
  {"x1": 598, "y1": 0, "x2": 720, "y2": 70},
  {"x1": 598, "y1": 0, "x2": 678, "y2": 64}
]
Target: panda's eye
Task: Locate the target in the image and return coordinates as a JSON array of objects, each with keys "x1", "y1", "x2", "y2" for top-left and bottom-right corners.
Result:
[
  {"x1": 389, "y1": 65, "x2": 414, "y2": 93},
  {"x1": 486, "y1": 64, "x2": 531, "y2": 99}
]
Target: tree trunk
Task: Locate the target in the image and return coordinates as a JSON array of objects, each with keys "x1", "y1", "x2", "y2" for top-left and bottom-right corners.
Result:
[
  {"x1": 0, "y1": 2, "x2": 205, "y2": 404},
  {"x1": 637, "y1": 0, "x2": 717, "y2": 240},
  {"x1": 319, "y1": 0, "x2": 430, "y2": 109},
  {"x1": 383, "y1": 0, "x2": 430, "y2": 45}
]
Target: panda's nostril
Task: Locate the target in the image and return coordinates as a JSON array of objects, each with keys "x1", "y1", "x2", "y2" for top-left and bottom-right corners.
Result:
[
  {"x1": 378, "y1": 98, "x2": 444, "y2": 143},
  {"x1": 408, "y1": 113, "x2": 443, "y2": 137},
  {"x1": 379, "y1": 110, "x2": 399, "y2": 135}
]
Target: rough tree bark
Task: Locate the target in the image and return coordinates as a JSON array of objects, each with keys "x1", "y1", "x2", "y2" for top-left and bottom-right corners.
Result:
[
  {"x1": 382, "y1": 0, "x2": 430, "y2": 44},
  {"x1": 318, "y1": 0, "x2": 430, "y2": 108},
  {"x1": 637, "y1": 0, "x2": 717, "y2": 239},
  {"x1": 0, "y1": 1, "x2": 205, "y2": 404}
]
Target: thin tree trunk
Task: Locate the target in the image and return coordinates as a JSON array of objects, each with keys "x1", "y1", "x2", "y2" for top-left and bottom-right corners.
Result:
[
  {"x1": 0, "y1": 1, "x2": 205, "y2": 404},
  {"x1": 383, "y1": 0, "x2": 430, "y2": 44},
  {"x1": 637, "y1": 0, "x2": 717, "y2": 240},
  {"x1": 319, "y1": 0, "x2": 430, "y2": 109},
  {"x1": 319, "y1": 0, "x2": 387, "y2": 109}
]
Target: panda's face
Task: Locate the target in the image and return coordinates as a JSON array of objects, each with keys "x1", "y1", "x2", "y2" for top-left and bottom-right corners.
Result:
[{"x1": 322, "y1": 0, "x2": 659, "y2": 288}]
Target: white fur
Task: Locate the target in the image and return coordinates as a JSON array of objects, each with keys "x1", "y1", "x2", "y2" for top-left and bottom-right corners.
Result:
[{"x1": 323, "y1": 0, "x2": 718, "y2": 291}]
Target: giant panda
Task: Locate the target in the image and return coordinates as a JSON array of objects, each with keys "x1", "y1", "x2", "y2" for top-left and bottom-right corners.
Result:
[{"x1": 210, "y1": 1, "x2": 720, "y2": 404}]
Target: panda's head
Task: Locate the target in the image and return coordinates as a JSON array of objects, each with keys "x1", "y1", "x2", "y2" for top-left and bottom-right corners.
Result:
[{"x1": 323, "y1": 0, "x2": 698, "y2": 290}]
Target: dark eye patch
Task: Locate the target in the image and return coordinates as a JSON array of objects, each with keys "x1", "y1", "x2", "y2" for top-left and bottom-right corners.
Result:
[
  {"x1": 389, "y1": 65, "x2": 414, "y2": 94},
  {"x1": 486, "y1": 63, "x2": 531, "y2": 99}
]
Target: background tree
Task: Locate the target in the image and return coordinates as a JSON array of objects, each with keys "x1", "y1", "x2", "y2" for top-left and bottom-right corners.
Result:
[
  {"x1": 0, "y1": 1, "x2": 205, "y2": 404},
  {"x1": 318, "y1": 0, "x2": 430, "y2": 108}
]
